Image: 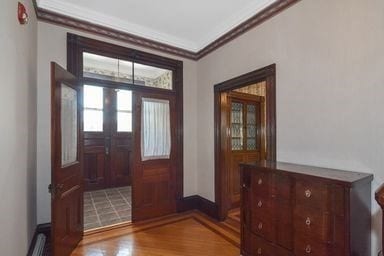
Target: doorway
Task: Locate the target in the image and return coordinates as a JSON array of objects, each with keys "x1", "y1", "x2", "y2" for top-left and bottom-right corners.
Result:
[
  {"x1": 67, "y1": 34, "x2": 185, "y2": 232},
  {"x1": 82, "y1": 85, "x2": 133, "y2": 230},
  {"x1": 214, "y1": 64, "x2": 277, "y2": 220}
]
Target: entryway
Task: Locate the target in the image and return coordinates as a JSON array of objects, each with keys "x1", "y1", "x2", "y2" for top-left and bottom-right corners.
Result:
[
  {"x1": 82, "y1": 84, "x2": 133, "y2": 230},
  {"x1": 49, "y1": 34, "x2": 184, "y2": 256}
]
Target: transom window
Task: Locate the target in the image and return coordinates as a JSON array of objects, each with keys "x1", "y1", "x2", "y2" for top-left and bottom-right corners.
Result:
[{"x1": 83, "y1": 52, "x2": 173, "y2": 90}]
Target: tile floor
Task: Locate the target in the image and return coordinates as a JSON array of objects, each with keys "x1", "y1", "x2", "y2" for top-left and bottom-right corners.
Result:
[{"x1": 84, "y1": 186, "x2": 132, "y2": 230}]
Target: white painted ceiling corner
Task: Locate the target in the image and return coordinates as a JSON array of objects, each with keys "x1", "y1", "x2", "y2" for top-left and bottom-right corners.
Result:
[{"x1": 37, "y1": 0, "x2": 277, "y2": 52}]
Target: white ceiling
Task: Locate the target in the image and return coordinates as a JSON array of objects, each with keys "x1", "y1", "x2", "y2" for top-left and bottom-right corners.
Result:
[{"x1": 37, "y1": 0, "x2": 277, "y2": 52}]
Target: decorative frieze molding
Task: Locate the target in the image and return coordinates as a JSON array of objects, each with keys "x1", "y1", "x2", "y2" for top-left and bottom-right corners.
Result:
[{"x1": 32, "y1": 0, "x2": 300, "y2": 60}]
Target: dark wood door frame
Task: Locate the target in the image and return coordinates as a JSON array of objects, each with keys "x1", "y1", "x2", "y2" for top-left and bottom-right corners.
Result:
[
  {"x1": 214, "y1": 64, "x2": 276, "y2": 220},
  {"x1": 67, "y1": 34, "x2": 184, "y2": 220}
]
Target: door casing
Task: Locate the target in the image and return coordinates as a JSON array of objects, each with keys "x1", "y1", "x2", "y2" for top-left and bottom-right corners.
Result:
[
  {"x1": 214, "y1": 64, "x2": 277, "y2": 220},
  {"x1": 67, "y1": 34, "x2": 184, "y2": 221}
]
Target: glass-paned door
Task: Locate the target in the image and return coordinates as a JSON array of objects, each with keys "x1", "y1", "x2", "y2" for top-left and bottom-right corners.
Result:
[
  {"x1": 82, "y1": 85, "x2": 133, "y2": 191},
  {"x1": 230, "y1": 100, "x2": 261, "y2": 151}
]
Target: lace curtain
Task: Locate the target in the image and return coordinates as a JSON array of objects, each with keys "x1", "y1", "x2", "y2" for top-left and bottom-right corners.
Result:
[{"x1": 141, "y1": 98, "x2": 171, "y2": 161}]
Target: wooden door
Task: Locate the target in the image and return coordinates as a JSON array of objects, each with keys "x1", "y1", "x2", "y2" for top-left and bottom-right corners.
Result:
[
  {"x1": 228, "y1": 92, "x2": 265, "y2": 208},
  {"x1": 132, "y1": 92, "x2": 177, "y2": 221},
  {"x1": 83, "y1": 86, "x2": 132, "y2": 190},
  {"x1": 51, "y1": 62, "x2": 83, "y2": 256}
]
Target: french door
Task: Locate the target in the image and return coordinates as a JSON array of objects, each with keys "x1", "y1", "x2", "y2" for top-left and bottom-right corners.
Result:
[{"x1": 83, "y1": 85, "x2": 132, "y2": 191}]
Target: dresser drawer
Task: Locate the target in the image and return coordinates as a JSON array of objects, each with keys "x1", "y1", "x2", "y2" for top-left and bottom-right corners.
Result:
[
  {"x1": 295, "y1": 180, "x2": 328, "y2": 210},
  {"x1": 251, "y1": 235, "x2": 274, "y2": 256},
  {"x1": 294, "y1": 206, "x2": 331, "y2": 241},
  {"x1": 294, "y1": 236, "x2": 330, "y2": 256},
  {"x1": 252, "y1": 234, "x2": 293, "y2": 256},
  {"x1": 251, "y1": 171, "x2": 270, "y2": 197},
  {"x1": 251, "y1": 216, "x2": 276, "y2": 241},
  {"x1": 251, "y1": 197, "x2": 273, "y2": 220},
  {"x1": 272, "y1": 174, "x2": 292, "y2": 201}
]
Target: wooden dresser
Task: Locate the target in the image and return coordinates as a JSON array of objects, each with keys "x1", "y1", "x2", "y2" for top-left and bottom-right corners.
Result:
[{"x1": 240, "y1": 161, "x2": 373, "y2": 256}]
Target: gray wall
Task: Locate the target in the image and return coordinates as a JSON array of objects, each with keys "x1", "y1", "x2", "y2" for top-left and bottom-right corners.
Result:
[
  {"x1": 36, "y1": 22, "x2": 198, "y2": 224},
  {"x1": 196, "y1": 0, "x2": 384, "y2": 254},
  {"x1": 0, "y1": 0, "x2": 37, "y2": 255},
  {"x1": 35, "y1": 0, "x2": 384, "y2": 254}
]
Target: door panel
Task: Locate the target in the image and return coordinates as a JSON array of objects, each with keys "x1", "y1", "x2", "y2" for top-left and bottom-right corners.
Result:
[
  {"x1": 83, "y1": 133, "x2": 108, "y2": 190},
  {"x1": 110, "y1": 135, "x2": 132, "y2": 187},
  {"x1": 132, "y1": 92, "x2": 177, "y2": 221},
  {"x1": 228, "y1": 92, "x2": 265, "y2": 209},
  {"x1": 51, "y1": 62, "x2": 83, "y2": 256}
]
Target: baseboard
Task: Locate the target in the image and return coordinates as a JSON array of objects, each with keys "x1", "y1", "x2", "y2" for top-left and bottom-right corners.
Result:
[
  {"x1": 27, "y1": 223, "x2": 51, "y2": 256},
  {"x1": 178, "y1": 195, "x2": 219, "y2": 220}
]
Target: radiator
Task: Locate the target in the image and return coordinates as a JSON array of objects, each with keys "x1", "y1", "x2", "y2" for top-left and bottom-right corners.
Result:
[{"x1": 31, "y1": 234, "x2": 46, "y2": 256}]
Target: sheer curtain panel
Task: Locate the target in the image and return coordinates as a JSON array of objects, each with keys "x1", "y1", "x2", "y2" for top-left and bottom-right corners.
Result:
[{"x1": 141, "y1": 98, "x2": 171, "y2": 161}]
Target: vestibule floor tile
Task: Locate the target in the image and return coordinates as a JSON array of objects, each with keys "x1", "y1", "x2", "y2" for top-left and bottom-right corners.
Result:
[{"x1": 84, "y1": 186, "x2": 132, "y2": 230}]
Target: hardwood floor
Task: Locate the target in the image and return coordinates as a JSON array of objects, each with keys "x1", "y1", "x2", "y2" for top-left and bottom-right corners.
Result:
[
  {"x1": 72, "y1": 211, "x2": 240, "y2": 256},
  {"x1": 222, "y1": 208, "x2": 241, "y2": 234}
]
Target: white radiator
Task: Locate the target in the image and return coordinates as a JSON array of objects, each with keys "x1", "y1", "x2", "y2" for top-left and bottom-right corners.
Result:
[{"x1": 31, "y1": 234, "x2": 46, "y2": 256}]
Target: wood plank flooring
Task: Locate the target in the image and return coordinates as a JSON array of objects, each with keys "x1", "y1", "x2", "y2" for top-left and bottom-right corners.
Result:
[{"x1": 71, "y1": 211, "x2": 240, "y2": 256}]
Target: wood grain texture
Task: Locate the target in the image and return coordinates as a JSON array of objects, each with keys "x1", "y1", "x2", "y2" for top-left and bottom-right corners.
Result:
[
  {"x1": 240, "y1": 161, "x2": 373, "y2": 256},
  {"x1": 71, "y1": 211, "x2": 240, "y2": 256}
]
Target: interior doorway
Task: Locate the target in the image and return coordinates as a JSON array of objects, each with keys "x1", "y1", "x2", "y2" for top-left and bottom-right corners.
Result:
[
  {"x1": 82, "y1": 85, "x2": 133, "y2": 230},
  {"x1": 214, "y1": 64, "x2": 276, "y2": 220}
]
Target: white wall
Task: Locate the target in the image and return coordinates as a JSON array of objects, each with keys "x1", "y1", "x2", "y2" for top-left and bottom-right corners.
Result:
[
  {"x1": 0, "y1": 0, "x2": 37, "y2": 255},
  {"x1": 36, "y1": 22, "x2": 198, "y2": 224},
  {"x1": 196, "y1": 0, "x2": 384, "y2": 254}
]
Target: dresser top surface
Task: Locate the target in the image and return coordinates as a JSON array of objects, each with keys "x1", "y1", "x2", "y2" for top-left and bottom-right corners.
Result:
[{"x1": 241, "y1": 160, "x2": 373, "y2": 184}]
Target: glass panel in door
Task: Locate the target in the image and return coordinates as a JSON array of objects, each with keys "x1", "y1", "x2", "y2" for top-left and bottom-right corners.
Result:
[
  {"x1": 231, "y1": 102, "x2": 243, "y2": 150},
  {"x1": 246, "y1": 104, "x2": 257, "y2": 150},
  {"x1": 61, "y1": 84, "x2": 78, "y2": 166}
]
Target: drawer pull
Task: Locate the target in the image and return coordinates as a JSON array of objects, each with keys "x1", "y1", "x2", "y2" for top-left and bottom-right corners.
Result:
[
  {"x1": 305, "y1": 189, "x2": 312, "y2": 198},
  {"x1": 257, "y1": 200, "x2": 263, "y2": 207},
  {"x1": 257, "y1": 248, "x2": 262, "y2": 255},
  {"x1": 305, "y1": 245, "x2": 312, "y2": 253},
  {"x1": 258, "y1": 222, "x2": 263, "y2": 230},
  {"x1": 258, "y1": 178, "x2": 263, "y2": 185},
  {"x1": 305, "y1": 217, "x2": 311, "y2": 226}
]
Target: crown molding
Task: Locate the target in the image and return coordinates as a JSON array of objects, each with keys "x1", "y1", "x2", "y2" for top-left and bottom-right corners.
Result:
[
  {"x1": 37, "y1": 0, "x2": 199, "y2": 52},
  {"x1": 33, "y1": 0, "x2": 300, "y2": 60}
]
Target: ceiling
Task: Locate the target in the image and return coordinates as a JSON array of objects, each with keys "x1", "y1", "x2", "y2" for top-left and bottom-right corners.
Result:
[{"x1": 36, "y1": 0, "x2": 277, "y2": 52}]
